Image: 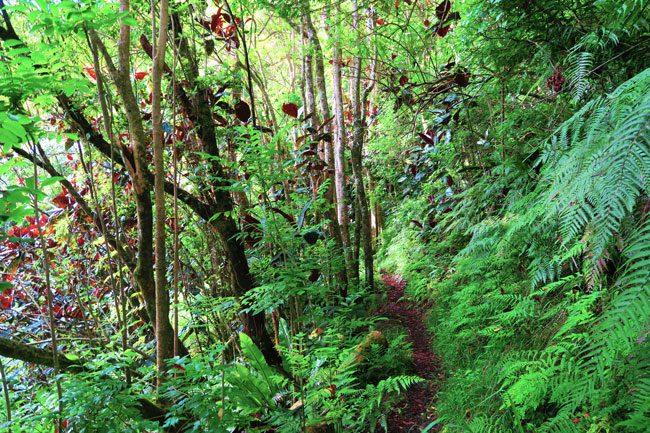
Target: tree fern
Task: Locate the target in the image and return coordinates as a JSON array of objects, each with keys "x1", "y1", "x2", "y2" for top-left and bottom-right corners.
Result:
[{"x1": 538, "y1": 68, "x2": 650, "y2": 283}]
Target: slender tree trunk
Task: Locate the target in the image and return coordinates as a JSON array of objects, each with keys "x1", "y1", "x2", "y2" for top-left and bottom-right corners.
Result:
[
  {"x1": 0, "y1": 359, "x2": 10, "y2": 433},
  {"x1": 303, "y1": 6, "x2": 348, "y2": 295},
  {"x1": 329, "y1": 2, "x2": 355, "y2": 286},
  {"x1": 90, "y1": 0, "x2": 179, "y2": 362},
  {"x1": 350, "y1": 0, "x2": 374, "y2": 290},
  {"x1": 301, "y1": 16, "x2": 318, "y2": 130},
  {"x1": 152, "y1": 0, "x2": 172, "y2": 384}
]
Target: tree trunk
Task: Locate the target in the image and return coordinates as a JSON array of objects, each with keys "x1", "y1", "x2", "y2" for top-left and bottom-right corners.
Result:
[
  {"x1": 350, "y1": 0, "x2": 374, "y2": 290},
  {"x1": 90, "y1": 9, "x2": 178, "y2": 363},
  {"x1": 170, "y1": 14, "x2": 282, "y2": 367},
  {"x1": 152, "y1": 0, "x2": 172, "y2": 384},
  {"x1": 329, "y1": 2, "x2": 355, "y2": 287},
  {"x1": 303, "y1": 6, "x2": 348, "y2": 295}
]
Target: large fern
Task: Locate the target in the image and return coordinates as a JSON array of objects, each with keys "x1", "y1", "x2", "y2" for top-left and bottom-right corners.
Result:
[
  {"x1": 426, "y1": 69, "x2": 650, "y2": 433},
  {"x1": 538, "y1": 68, "x2": 650, "y2": 284}
]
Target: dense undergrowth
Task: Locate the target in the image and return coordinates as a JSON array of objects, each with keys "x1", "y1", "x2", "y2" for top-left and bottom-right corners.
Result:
[
  {"x1": 0, "y1": 0, "x2": 648, "y2": 432},
  {"x1": 376, "y1": 3, "x2": 650, "y2": 430},
  {"x1": 379, "y1": 70, "x2": 649, "y2": 432}
]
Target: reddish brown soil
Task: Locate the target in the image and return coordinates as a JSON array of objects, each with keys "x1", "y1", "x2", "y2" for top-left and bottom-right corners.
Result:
[{"x1": 378, "y1": 274, "x2": 442, "y2": 433}]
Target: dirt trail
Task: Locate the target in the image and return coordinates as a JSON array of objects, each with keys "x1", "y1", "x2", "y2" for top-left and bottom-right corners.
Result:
[{"x1": 378, "y1": 273, "x2": 442, "y2": 432}]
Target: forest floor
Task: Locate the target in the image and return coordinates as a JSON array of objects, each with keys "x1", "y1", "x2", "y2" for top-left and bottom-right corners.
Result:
[{"x1": 379, "y1": 274, "x2": 443, "y2": 433}]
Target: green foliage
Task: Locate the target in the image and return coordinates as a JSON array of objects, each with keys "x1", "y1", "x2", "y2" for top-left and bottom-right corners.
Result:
[
  {"x1": 373, "y1": 0, "x2": 648, "y2": 426},
  {"x1": 1, "y1": 0, "x2": 648, "y2": 432},
  {"x1": 378, "y1": 67, "x2": 649, "y2": 433}
]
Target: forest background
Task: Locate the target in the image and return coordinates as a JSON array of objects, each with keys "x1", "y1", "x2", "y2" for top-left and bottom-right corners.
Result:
[{"x1": 0, "y1": 0, "x2": 648, "y2": 432}]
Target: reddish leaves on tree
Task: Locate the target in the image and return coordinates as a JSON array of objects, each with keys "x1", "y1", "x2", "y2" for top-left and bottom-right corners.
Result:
[
  {"x1": 241, "y1": 214, "x2": 262, "y2": 247},
  {"x1": 234, "y1": 100, "x2": 251, "y2": 122},
  {"x1": 214, "y1": 114, "x2": 228, "y2": 126},
  {"x1": 269, "y1": 207, "x2": 295, "y2": 223},
  {"x1": 376, "y1": 18, "x2": 386, "y2": 25},
  {"x1": 200, "y1": 9, "x2": 238, "y2": 40},
  {"x1": 84, "y1": 66, "x2": 96, "y2": 81},
  {"x1": 308, "y1": 269, "x2": 320, "y2": 282},
  {"x1": 417, "y1": 131, "x2": 436, "y2": 146},
  {"x1": 211, "y1": 11, "x2": 227, "y2": 32},
  {"x1": 410, "y1": 220, "x2": 424, "y2": 228},
  {"x1": 436, "y1": 0, "x2": 452, "y2": 20},
  {"x1": 52, "y1": 188, "x2": 75, "y2": 209},
  {"x1": 0, "y1": 292, "x2": 12, "y2": 309},
  {"x1": 436, "y1": 25, "x2": 451, "y2": 37},
  {"x1": 134, "y1": 71, "x2": 148, "y2": 80},
  {"x1": 282, "y1": 102, "x2": 299, "y2": 118},
  {"x1": 8, "y1": 215, "x2": 49, "y2": 239}
]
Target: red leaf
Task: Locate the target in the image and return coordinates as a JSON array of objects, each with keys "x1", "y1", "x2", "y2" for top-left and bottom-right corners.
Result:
[
  {"x1": 308, "y1": 269, "x2": 320, "y2": 282},
  {"x1": 446, "y1": 175, "x2": 454, "y2": 187},
  {"x1": 234, "y1": 100, "x2": 251, "y2": 122},
  {"x1": 399, "y1": 75, "x2": 409, "y2": 86},
  {"x1": 84, "y1": 66, "x2": 96, "y2": 81},
  {"x1": 0, "y1": 293, "x2": 12, "y2": 309},
  {"x1": 66, "y1": 154, "x2": 73, "y2": 161},
  {"x1": 435, "y1": 0, "x2": 451, "y2": 20},
  {"x1": 214, "y1": 114, "x2": 228, "y2": 126},
  {"x1": 376, "y1": 18, "x2": 385, "y2": 25},
  {"x1": 436, "y1": 25, "x2": 451, "y2": 37},
  {"x1": 282, "y1": 102, "x2": 299, "y2": 118},
  {"x1": 211, "y1": 11, "x2": 224, "y2": 32},
  {"x1": 270, "y1": 207, "x2": 295, "y2": 223},
  {"x1": 198, "y1": 18, "x2": 212, "y2": 31},
  {"x1": 417, "y1": 132, "x2": 435, "y2": 146},
  {"x1": 424, "y1": 19, "x2": 430, "y2": 27},
  {"x1": 52, "y1": 188, "x2": 74, "y2": 209},
  {"x1": 135, "y1": 71, "x2": 148, "y2": 80}
]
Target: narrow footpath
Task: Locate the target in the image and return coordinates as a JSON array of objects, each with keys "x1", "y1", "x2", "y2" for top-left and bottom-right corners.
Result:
[{"x1": 379, "y1": 274, "x2": 442, "y2": 432}]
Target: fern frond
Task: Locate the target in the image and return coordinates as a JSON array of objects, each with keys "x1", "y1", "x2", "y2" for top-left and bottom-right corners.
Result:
[{"x1": 566, "y1": 50, "x2": 594, "y2": 101}]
